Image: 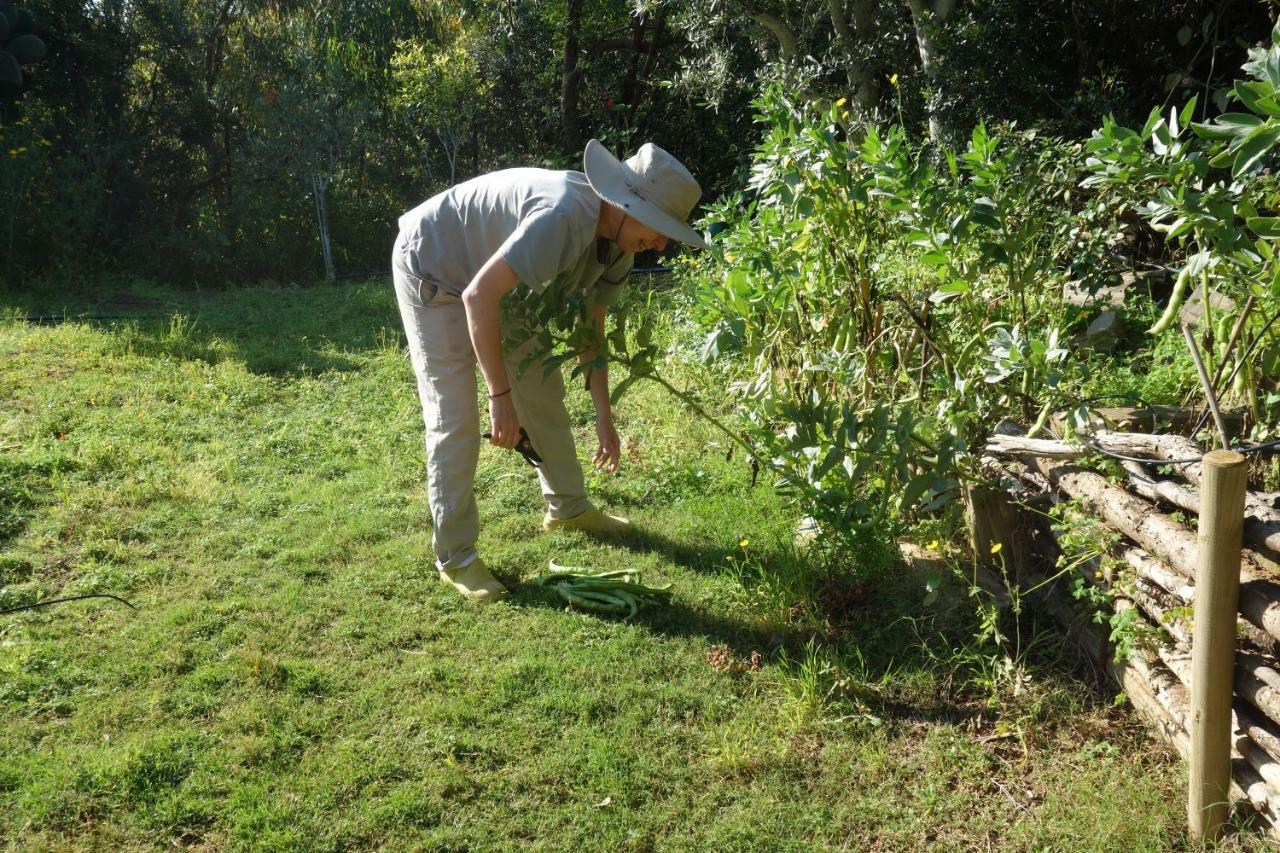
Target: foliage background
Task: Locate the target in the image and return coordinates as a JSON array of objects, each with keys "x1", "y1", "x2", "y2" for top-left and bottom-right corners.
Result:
[{"x1": 2, "y1": 0, "x2": 1274, "y2": 286}]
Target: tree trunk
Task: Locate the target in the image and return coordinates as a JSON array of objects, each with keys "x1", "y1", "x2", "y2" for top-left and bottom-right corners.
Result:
[
  {"x1": 618, "y1": 12, "x2": 647, "y2": 130},
  {"x1": 561, "y1": 0, "x2": 583, "y2": 151},
  {"x1": 905, "y1": 0, "x2": 956, "y2": 145},
  {"x1": 201, "y1": 0, "x2": 238, "y2": 228},
  {"x1": 312, "y1": 173, "x2": 336, "y2": 283},
  {"x1": 748, "y1": 10, "x2": 798, "y2": 63},
  {"x1": 828, "y1": 0, "x2": 879, "y2": 114}
]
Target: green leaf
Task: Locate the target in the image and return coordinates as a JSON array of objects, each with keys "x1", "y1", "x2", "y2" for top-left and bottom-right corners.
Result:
[
  {"x1": 899, "y1": 474, "x2": 932, "y2": 511},
  {"x1": 1209, "y1": 147, "x2": 1235, "y2": 168},
  {"x1": 1241, "y1": 81, "x2": 1280, "y2": 117},
  {"x1": 1179, "y1": 96, "x2": 1199, "y2": 129},
  {"x1": 1249, "y1": 217, "x2": 1280, "y2": 238},
  {"x1": 1235, "y1": 80, "x2": 1269, "y2": 116},
  {"x1": 635, "y1": 321, "x2": 653, "y2": 350},
  {"x1": 1216, "y1": 112, "x2": 1265, "y2": 133},
  {"x1": 1140, "y1": 106, "x2": 1162, "y2": 138},
  {"x1": 1233, "y1": 123, "x2": 1280, "y2": 178},
  {"x1": 1184, "y1": 251, "x2": 1213, "y2": 277},
  {"x1": 609, "y1": 375, "x2": 638, "y2": 406},
  {"x1": 929, "y1": 279, "x2": 969, "y2": 304},
  {"x1": 1177, "y1": 25, "x2": 1193, "y2": 46},
  {"x1": 1191, "y1": 122, "x2": 1235, "y2": 140}
]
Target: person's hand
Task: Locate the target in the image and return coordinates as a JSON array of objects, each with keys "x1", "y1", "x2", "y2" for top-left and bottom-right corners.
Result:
[
  {"x1": 488, "y1": 393, "x2": 521, "y2": 449},
  {"x1": 593, "y1": 418, "x2": 621, "y2": 474}
]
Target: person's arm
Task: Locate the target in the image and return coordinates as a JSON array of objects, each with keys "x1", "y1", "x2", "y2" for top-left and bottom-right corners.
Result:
[
  {"x1": 580, "y1": 302, "x2": 620, "y2": 473},
  {"x1": 462, "y1": 254, "x2": 522, "y2": 449}
]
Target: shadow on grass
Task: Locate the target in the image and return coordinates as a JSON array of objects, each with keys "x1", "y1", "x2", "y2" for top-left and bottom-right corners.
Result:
[
  {"x1": 2, "y1": 278, "x2": 402, "y2": 378},
  {"x1": 606, "y1": 525, "x2": 728, "y2": 573},
  {"x1": 508, "y1": 578, "x2": 769, "y2": 659},
  {"x1": 506, "y1": 576, "x2": 1029, "y2": 733}
]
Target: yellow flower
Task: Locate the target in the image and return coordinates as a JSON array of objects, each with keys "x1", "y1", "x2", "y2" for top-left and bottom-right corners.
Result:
[
  {"x1": 835, "y1": 97, "x2": 847, "y2": 108},
  {"x1": 989, "y1": 542, "x2": 1003, "y2": 555},
  {"x1": 889, "y1": 73, "x2": 899, "y2": 86},
  {"x1": 739, "y1": 538, "x2": 750, "y2": 549},
  {"x1": 927, "y1": 540, "x2": 940, "y2": 550}
]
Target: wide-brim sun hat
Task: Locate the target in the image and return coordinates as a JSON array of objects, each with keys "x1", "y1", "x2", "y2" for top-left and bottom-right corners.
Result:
[{"x1": 583, "y1": 139, "x2": 709, "y2": 250}]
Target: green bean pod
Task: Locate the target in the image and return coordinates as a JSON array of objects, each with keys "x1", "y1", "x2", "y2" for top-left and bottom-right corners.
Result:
[
  {"x1": 1148, "y1": 265, "x2": 1190, "y2": 335},
  {"x1": 557, "y1": 586, "x2": 626, "y2": 613}
]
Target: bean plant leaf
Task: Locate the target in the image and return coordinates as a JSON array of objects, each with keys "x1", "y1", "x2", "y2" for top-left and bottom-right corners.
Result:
[
  {"x1": 1248, "y1": 217, "x2": 1280, "y2": 239},
  {"x1": 1178, "y1": 96, "x2": 1199, "y2": 131},
  {"x1": 1192, "y1": 112, "x2": 1261, "y2": 140},
  {"x1": 1233, "y1": 123, "x2": 1280, "y2": 177},
  {"x1": 609, "y1": 375, "x2": 638, "y2": 406},
  {"x1": 898, "y1": 473, "x2": 932, "y2": 511},
  {"x1": 1240, "y1": 81, "x2": 1280, "y2": 117}
]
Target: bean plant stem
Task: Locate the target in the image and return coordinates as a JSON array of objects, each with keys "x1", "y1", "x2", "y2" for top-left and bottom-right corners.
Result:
[
  {"x1": 642, "y1": 373, "x2": 774, "y2": 472},
  {"x1": 1192, "y1": 304, "x2": 1280, "y2": 438},
  {"x1": 1209, "y1": 294, "x2": 1256, "y2": 397},
  {"x1": 1182, "y1": 322, "x2": 1230, "y2": 451}
]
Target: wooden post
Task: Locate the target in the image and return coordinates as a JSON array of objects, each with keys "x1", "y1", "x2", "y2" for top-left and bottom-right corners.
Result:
[{"x1": 1189, "y1": 450, "x2": 1249, "y2": 842}]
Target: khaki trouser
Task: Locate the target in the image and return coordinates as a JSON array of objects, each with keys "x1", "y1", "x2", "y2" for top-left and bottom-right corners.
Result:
[{"x1": 392, "y1": 235, "x2": 592, "y2": 570}]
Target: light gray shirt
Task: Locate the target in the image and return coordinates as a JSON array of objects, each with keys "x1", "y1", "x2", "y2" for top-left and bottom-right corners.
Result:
[{"x1": 397, "y1": 168, "x2": 631, "y2": 305}]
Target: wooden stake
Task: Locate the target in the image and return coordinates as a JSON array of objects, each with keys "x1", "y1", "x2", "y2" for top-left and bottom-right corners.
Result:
[{"x1": 1189, "y1": 450, "x2": 1249, "y2": 842}]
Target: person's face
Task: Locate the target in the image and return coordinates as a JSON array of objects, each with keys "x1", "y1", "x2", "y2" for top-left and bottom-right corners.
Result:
[{"x1": 615, "y1": 216, "x2": 669, "y2": 255}]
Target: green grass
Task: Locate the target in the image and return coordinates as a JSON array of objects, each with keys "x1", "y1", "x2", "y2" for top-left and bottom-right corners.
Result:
[{"x1": 0, "y1": 277, "x2": 1253, "y2": 850}]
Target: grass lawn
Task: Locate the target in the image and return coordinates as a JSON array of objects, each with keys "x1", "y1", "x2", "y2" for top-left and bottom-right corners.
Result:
[{"x1": 0, "y1": 277, "x2": 1238, "y2": 850}]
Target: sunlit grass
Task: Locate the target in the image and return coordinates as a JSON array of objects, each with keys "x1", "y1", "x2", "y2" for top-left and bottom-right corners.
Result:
[{"x1": 0, "y1": 278, "x2": 1223, "y2": 849}]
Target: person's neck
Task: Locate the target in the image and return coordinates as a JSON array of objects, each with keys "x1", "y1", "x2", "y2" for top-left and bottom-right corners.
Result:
[{"x1": 596, "y1": 201, "x2": 623, "y2": 241}]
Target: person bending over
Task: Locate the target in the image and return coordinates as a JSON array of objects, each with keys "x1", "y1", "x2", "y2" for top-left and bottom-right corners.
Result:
[{"x1": 391, "y1": 140, "x2": 707, "y2": 602}]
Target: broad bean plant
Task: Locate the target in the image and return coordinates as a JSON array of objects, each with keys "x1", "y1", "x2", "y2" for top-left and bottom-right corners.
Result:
[
  {"x1": 693, "y1": 86, "x2": 1079, "y2": 542},
  {"x1": 1082, "y1": 21, "x2": 1280, "y2": 441}
]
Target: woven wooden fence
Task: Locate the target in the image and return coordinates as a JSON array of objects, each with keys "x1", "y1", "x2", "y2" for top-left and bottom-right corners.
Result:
[{"x1": 980, "y1": 419, "x2": 1280, "y2": 841}]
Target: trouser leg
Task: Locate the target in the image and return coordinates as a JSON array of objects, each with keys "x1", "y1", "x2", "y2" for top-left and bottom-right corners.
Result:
[
  {"x1": 392, "y1": 244, "x2": 481, "y2": 571},
  {"x1": 504, "y1": 336, "x2": 593, "y2": 520}
]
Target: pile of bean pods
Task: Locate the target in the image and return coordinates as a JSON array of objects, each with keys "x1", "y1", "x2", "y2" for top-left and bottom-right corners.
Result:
[{"x1": 536, "y1": 561, "x2": 672, "y2": 618}]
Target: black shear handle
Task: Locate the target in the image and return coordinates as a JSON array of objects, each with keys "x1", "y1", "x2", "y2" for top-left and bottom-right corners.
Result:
[{"x1": 481, "y1": 426, "x2": 543, "y2": 467}]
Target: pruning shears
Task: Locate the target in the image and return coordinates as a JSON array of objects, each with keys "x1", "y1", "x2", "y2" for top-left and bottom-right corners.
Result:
[{"x1": 482, "y1": 426, "x2": 543, "y2": 468}]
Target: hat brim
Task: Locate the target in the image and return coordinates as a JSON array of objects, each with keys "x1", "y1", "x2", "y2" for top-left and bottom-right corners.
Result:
[{"x1": 583, "y1": 139, "x2": 709, "y2": 250}]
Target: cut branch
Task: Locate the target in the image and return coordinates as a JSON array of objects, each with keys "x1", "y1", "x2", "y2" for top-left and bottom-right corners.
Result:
[
  {"x1": 990, "y1": 430, "x2": 1280, "y2": 648},
  {"x1": 987, "y1": 431, "x2": 1280, "y2": 561}
]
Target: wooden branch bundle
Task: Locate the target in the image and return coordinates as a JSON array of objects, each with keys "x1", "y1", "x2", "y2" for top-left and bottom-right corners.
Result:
[
  {"x1": 977, "y1": 429, "x2": 1280, "y2": 835},
  {"x1": 1024, "y1": 561, "x2": 1280, "y2": 833},
  {"x1": 986, "y1": 431, "x2": 1280, "y2": 562},
  {"x1": 985, "y1": 433, "x2": 1280, "y2": 649}
]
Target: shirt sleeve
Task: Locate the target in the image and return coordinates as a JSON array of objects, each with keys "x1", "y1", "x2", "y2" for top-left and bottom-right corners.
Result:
[
  {"x1": 498, "y1": 206, "x2": 581, "y2": 294},
  {"x1": 593, "y1": 250, "x2": 633, "y2": 306}
]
